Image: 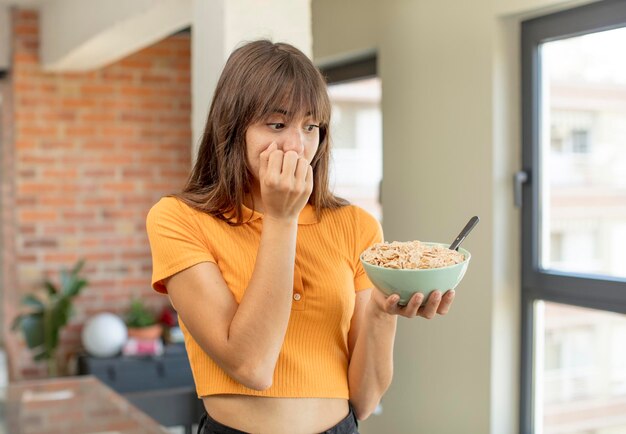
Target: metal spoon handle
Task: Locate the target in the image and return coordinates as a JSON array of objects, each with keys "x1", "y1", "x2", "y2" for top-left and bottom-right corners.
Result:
[{"x1": 449, "y1": 216, "x2": 480, "y2": 251}]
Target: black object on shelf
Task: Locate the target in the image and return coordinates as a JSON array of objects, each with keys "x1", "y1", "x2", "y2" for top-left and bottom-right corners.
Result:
[{"x1": 77, "y1": 344, "x2": 203, "y2": 434}]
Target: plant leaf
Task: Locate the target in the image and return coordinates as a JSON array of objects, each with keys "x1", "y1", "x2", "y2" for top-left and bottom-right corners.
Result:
[
  {"x1": 18, "y1": 313, "x2": 45, "y2": 349},
  {"x1": 71, "y1": 259, "x2": 85, "y2": 276},
  {"x1": 43, "y1": 280, "x2": 58, "y2": 295},
  {"x1": 62, "y1": 277, "x2": 87, "y2": 298},
  {"x1": 21, "y1": 294, "x2": 45, "y2": 310},
  {"x1": 59, "y1": 269, "x2": 70, "y2": 293},
  {"x1": 47, "y1": 298, "x2": 72, "y2": 351}
]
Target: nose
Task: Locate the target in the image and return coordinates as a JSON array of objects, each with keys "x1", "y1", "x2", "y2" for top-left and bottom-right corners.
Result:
[{"x1": 280, "y1": 126, "x2": 305, "y2": 155}]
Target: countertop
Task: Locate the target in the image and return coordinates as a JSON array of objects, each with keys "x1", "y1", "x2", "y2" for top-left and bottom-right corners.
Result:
[{"x1": 0, "y1": 375, "x2": 169, "y2": 434}]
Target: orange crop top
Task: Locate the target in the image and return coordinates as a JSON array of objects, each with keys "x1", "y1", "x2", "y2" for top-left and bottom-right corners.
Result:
[{"x1": 146, "y1": 197, "x2": 382, "y2": 398}]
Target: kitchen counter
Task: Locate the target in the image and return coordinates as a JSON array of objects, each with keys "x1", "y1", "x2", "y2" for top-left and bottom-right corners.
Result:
[{"x1": 0, "y1": 375, "x2": 168, "y2": 433}]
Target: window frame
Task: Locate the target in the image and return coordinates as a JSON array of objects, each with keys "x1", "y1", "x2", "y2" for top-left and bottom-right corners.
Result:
[
  {"x1": 318, "y1": 51, "x2": 377, "y2": 85},
  {"x1": 520, "y1": 1, "x2": 626, "y2": 433}
]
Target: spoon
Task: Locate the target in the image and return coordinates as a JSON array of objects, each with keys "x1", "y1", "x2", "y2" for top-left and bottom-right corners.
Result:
[{"x1": 449, "y1": 216, "x2": 480, "y2": 251}]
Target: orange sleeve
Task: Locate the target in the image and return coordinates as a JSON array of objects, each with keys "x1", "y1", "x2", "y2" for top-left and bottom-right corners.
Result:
[
  {"x1": 353, "y1": 206, "x2": 384, "y2": 291},
  {"x1": 145, "y1": 197, "x2": 216, "y2": 294}
]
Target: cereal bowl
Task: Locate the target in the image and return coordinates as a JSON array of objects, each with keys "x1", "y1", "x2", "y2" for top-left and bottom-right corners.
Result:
[{"x1": 360, "y1": 242, "x2": 471, "y2": 306}]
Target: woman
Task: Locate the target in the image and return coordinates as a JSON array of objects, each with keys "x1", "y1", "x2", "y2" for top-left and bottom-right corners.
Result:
[{"x1": 146, "y1": 40, "x2": 455, "y2": 434}]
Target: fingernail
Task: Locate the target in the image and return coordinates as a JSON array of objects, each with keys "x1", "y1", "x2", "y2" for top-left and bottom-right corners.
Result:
[{"x1": 449, "y1": 290, "x2": 456, "y2": 297}]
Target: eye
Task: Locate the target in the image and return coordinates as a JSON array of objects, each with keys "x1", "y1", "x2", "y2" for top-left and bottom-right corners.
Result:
[
  {"x1": 305, "y1": 124, "x2": 320, "y2": 133},
  {"x1": 266, "y1": 123, "x2": 285, "y2": 130}
]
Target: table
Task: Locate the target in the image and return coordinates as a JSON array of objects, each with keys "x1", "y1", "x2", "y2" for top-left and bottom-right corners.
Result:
[
  {"x1": 77, "y1": 344, "x2": 203, "y2": 434},
  {"x1": 0, "y1": 375, "x2": 169, "y2": 434}
]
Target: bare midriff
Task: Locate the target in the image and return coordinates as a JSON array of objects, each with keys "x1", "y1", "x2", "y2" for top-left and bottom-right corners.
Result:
[{"x1": 202, "y1": 395, "x2": 350, "y2": 434}]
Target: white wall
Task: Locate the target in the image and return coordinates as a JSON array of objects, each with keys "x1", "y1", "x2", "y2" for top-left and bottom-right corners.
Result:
[{"x1": 312, "y1": 0, "x2": 597, "y2": 433}]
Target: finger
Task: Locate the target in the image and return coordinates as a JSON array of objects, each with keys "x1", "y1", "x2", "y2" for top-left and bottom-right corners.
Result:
[
  {"x1": 398, "y1": 292, "x2": 423, "y2": 318},
  {"x1": 259, "y1": 142, "x2": 277, "y2": 178},
  {"x1": 281, "y1": 151, "x2": 299, "y2": 177},
  {"x1": 437, "y1": 290, "x2": 455, "y2": 315},
  {"x1": 266, "y1": 148, "x2": 284, "y2": 183},
  {"x1": 418, "y1": 290, "x2": 442, "y2": 319},
  {"x1": 305, "y1": 164, "x2": 314, "y2": 194},
  {"x1": 384, "y1": 294, "x2": 401, "y2": 312},
  {"x1": 294, "y1": 157, "x2": 309, "y2": 183},
  {"x1": 387, "y1": 293, "x2": 424, "y2": 317}
]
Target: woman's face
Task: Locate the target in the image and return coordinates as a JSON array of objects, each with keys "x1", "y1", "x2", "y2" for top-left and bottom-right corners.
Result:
[{"x1": 245, "y1": 110, "x2": 321, "y2": 183}]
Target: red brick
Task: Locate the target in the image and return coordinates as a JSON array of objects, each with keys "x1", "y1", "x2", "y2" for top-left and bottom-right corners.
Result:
[
  {"x1": 41, "y1": 140, "x2": 74, "y2": 150},
  {"x1": 120, "y1": 112, "x2": 154, "y2": 123},
  {"x1": 80, "y1": 113, "x2": 116, "y2": 123},
  {"x1": 120, "y1": 85, "x2": 153, "y2": 96},
  {"x1": 16, "y1": 9, "x2": 38, "y2": 20},
  {"x1": 39, "y1": 196, "x2": 76, "y2": 207},
  {"x1": 42, "y1": 225, "x2": 77, "y2": 235},
  {"x1": 83, "y1": 197, "x2": 117, "y2": 207},
  {"x1": 102, "y1": 182, "x2": 135, "y2": 193},
  {"x1": 20, "y1": 210, "x2": 57, "y2": 222},
  {"x1": 118, "y1": 59, "x2": 152, "y2": 69},
  {"x1": 61, "y1": 98, "x2": 97, "y2": 109},
  {"x1": 18, "y1": 125, "x2": 58, "y2": 136},
  {"x1": 65, "y1": 126, "x2": 97, "y2": 137},
  {"x1": 42, "y1": 169, "x2": 77, "y2": 179},
  {"x1": 62, "y1": 210, "x2": 96, "y2": 220},
  {"x1": 23, "y1": 238, "x2": 58, "y2": 248},
  {"x1": 16, "y1": 196, "x2": 37, "y2": 206},
  {"x1": 100, "y1": 155, "x2": 134, "y2": 165},
  {"x1": 14, "y1": 140, "x2": 37, "y2": 150},
  {"x1": 18, "y1": 254, "x2": 38, "y2": 262},
  {"x1": 43, "y1": 253, "x2": 79, "y2": 263},
  {"x1": 41, "y1": 111, "x2": 77, "y2": 122},
  {"x1": 102, "y1": 126, "x2": 136, "y2": 137},
  {"x1": 18, "y1": 183, "x2": 58, "y2": 194},
  {"x1": 84, "y1": 252, "x2": 115, "y2": 262},
  {"x1": 82, "y1": 168, "x2": 116, "y2": 178},
  {"x1": 139, "y1": 101, "x2": 173, "y2": 111},
  {"x1": 101, "y1": 71, "x2": 134, "y2": 81},
  {"x1": 14, "y1": 24, "x2": 38, "y2": 36},
  {"x1": 80, "y1": 84, "x2": 116, "y2": 95}
]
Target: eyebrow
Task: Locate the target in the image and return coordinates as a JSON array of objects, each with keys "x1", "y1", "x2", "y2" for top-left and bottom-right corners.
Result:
[{"x1": 272, "y1": 109, "x2": 314, "y2": 117}]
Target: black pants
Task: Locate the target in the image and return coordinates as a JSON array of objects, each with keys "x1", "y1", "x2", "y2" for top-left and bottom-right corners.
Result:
[{"x1": 197, "y1": 404, "x2": 359, "y2": 434}]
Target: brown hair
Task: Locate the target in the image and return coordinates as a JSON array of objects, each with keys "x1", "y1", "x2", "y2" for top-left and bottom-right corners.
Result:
[{"x1": 176, "y1": 39, "x2": 348, "y2": 224}]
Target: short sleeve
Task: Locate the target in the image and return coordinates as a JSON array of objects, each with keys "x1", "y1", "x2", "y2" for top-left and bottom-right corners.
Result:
[
  {"x1": 353, "y1": 207, "x2": 384, "y2": 291},
  {"x1": 146, "y1": 197, "x2": 216, "y2": 294}
]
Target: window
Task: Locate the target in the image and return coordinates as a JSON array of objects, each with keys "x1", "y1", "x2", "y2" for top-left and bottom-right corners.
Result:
[
  {"x1": 319, "y1": 54, "x2": 382, "y2": 221},
  {"x1": 571, "y1": 129, "x2": 590, "y2": 154},
  {"x1": 521, "y1": 1, "x2": 626, "y2": 433}
]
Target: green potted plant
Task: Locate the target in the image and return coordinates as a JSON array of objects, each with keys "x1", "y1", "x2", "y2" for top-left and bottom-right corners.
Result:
[
  {"x1": 125, "y1": 299, "x2": 162, "y2": 340},
  {"x1": 11, "y1": 260, "x2": 88, "y2": 377}
]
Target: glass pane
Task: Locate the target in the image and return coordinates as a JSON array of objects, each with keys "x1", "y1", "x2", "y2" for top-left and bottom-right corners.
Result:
[
  {"x1": 536, "y1": 301, "x2": 626, "y2": 434},
  {"x1": 539, "y1": 27, "x2": 626, "y2": 279},
  {"x1": 327, "y1": 78, "x2": 382, "y2": 221}
]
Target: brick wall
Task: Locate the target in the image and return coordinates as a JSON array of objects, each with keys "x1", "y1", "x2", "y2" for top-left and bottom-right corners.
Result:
[{"x1": 2, "y1": 9, "x2": 191, "y2": 379}]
